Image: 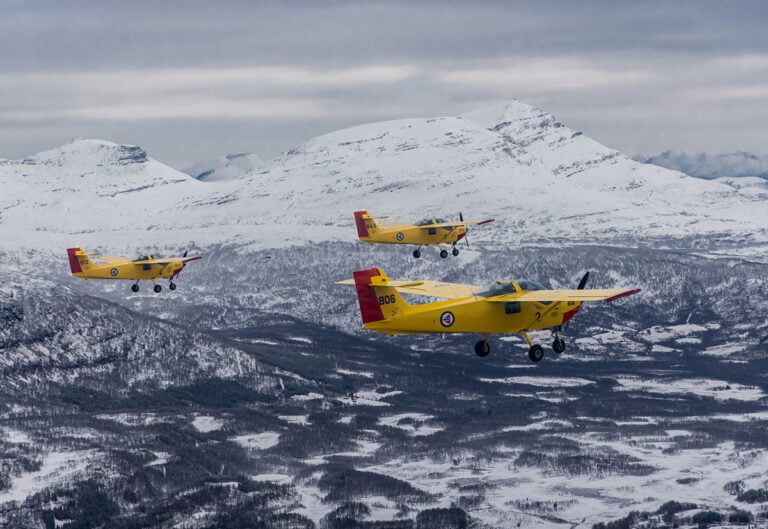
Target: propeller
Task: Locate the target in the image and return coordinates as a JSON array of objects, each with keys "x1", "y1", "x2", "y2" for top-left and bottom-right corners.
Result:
[
  {"x1": 565, "y1": 271, "x2": 590, "y2": 331},
  {"x1": 577, "y1": 271, "x2": 590, "y2": 290},
  {"x1": 460, "y1": 212, "x2": 470, "y2": 247}
]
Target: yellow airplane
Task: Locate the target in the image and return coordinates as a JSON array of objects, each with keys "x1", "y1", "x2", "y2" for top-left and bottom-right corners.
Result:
[
  {"x1": 353, "y1": 210, "x2": 494, "y2": 258},
  {"x1": 67, "y1": 247, "x2": 201, "y2": 293},
  {"x1": 338, "y1": 267, "x2": 640, "y2": 362}
]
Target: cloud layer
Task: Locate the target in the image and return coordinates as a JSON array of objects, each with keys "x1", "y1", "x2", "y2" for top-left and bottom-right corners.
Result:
[{"x1": 1, "y1": 1, "x2": 767, "y2": 165}]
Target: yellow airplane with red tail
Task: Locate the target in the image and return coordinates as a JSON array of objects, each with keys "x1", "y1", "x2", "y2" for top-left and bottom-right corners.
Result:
[
  {"x1": 67, "y1": 247, "x2": 201, "y2": 293},
  {"x1": 353, "y1": 210, "x2": 494, "y2": 258},
  {"x1": 339, "y1": 267, "x2": 640, "y2": 362}
]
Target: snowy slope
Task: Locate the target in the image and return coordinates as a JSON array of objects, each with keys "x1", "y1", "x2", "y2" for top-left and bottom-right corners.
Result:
[{"x1": 1, "y1": 101, "x2": 767, "y2": 254}]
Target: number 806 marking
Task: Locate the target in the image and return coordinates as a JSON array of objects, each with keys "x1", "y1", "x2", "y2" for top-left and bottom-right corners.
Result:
[{"x1": 378, "y1": 295, "x2": 396, "y2": 305}]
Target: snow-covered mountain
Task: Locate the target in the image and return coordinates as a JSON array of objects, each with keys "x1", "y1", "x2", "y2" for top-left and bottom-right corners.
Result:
[
  {"x1": 1, "y1": 101, "x2": 767, "y2": 254},
  {"x1": 637, "y1": 150, "x2": 768, "y2": 180},
  {"x1": 182, "y1": 152, "x2": 263, "y2": 182}
]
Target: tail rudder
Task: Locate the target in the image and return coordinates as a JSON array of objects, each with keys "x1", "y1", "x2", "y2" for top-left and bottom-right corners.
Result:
[
  {"x1": 353, "y1": 210, "x2": 379, "y2": 240},
  {"x1": 67, "y1": 247, "x2": 92, "y2": 274},
  {"x1": 352, "y1": 267, "x2": 411, "y2": 324}
]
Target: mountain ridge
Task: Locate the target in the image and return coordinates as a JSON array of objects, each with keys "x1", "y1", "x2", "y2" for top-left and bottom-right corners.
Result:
[
  {"x1": 1, "y1": 101, "x2": 766, "y2": 256},
  {"x1": 636, "y1": 150, "x2": 768, "y2": 180}
]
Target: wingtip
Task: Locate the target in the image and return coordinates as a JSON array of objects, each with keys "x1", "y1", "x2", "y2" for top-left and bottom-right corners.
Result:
[
  {"x1": 477, "y1": 219, "x2": 495, "y2": 225},
  {"x1": 605, "y1": 288, "x2": 641, "y2": 303}
]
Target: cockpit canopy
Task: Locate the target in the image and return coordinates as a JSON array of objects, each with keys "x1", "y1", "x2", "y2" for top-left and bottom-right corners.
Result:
[
  {"x1": 516, "y1": 280, "x2": 547, "y2": 291},
  {"x1": 473, "y1": 280, "x2": 548, "y2": 298},
  {"x1": 133, "y1": 255, "x2": 155, "y2": 262},
  {"x1": 414, "y1": 218, "x2": 447, "y2": 226}
]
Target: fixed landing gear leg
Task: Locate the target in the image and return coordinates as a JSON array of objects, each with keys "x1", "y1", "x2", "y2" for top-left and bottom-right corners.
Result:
[
  {"x1": 152, "y1": 280, "x2": 162, "y2": 293},
  {"x1": 131, "y1": 281, "x2": 140, "y2": 293},
  {"x1": 438, "y1": 245, "x2": 448, "y2": 259},
  {"x1": 521, "y1": 331, "x2": 544, "y2": 362},
  {"x1": 412, "y1": 246, "x2": 422, "y2": 259},
  {"x1": 169, "y1": 278, "x2": 177, "y2": 291},
  {"x1": 451, "y1": 242, "x2": 459, "y2": 257}
]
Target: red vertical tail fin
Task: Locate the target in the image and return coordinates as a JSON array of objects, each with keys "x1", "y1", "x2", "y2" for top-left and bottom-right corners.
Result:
[
  {"x1": 67, "y1": 247, "x2": 93, "y2": 274},
  {"x1": 67, "y1": 247, "x2": 83, "y2": 274},
  {"x1": 353, "y1": 211, "x2": 370, "y2": 238},
  {"x1": 352, "y1": 267, "x2": 411, "y2": 324},
  {"x1": 353, "y1": 268, "x2": 385, "y2": 324}
]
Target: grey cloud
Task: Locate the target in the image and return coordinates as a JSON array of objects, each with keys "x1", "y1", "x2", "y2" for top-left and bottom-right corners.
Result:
[{"x1": 1, "y1": 1, "x2": 768, "y2": 165}]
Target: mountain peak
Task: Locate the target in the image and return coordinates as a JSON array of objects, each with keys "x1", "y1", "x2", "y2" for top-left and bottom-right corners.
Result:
[
  {"x1": 30, "y1": 139, "x2": 148, "y2": 167},
  {"x1": 459, "y1": 99, "x2": 552, "y2": 130}
]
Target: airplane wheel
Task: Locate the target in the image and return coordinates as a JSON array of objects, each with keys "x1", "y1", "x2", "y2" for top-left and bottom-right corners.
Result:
[
  {"x1": 169, "y1": 282, "x2": 177, "y2": 291},
  {"x1": 413, "y1": 250, "x2": 421, "y2": 258},
  {"x1": 474, "y1": 340, "x2": 490, "y2": 357},
  {"x1": 452, "y1": 247, "x2": 459, "y2": 256},
  {"x1": 528, "y1": 344, "x2": 544, "y2": 363},
  {"x1": 552, "y1": 337, "x2": 566, "y2": 354},
  {"x1": 131, "y1": 284, "x2": 139, "y2": 292},
  {"x1": 440, "y1": 250, "x2": 448, "y2": 258},
  {"x1": 153, "y1": 285, "x2": 162, "y2": 293}
]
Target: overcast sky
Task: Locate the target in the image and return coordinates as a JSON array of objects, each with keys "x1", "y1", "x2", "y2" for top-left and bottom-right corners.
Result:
[{"x1": 1, "y1": 0, "x2": 767, "y2": 167}]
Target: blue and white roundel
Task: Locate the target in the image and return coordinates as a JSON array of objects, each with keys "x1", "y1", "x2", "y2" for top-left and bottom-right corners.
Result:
[
  {"x1": 110, "y1": 268, "x2": 118, "y2": 277},
  {"x1": 396, "y1": 232, "x2": 405, "y2": 241},
  {"x1": 440, "y1": 311, "x2": 455, "y2": 328}
]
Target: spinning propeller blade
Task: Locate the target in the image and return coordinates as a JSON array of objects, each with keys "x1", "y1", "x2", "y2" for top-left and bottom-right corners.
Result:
[
  {"x1": 459, "y1": 212, "x2": 470, "y2": 247},
  {"x1": 565, "y1": 272, "x2": 591, "y2": 331}
]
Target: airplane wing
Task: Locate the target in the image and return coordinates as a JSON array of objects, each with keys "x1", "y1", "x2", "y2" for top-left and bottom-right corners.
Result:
[
  {"x1": 336, "y1": 278, "x2": 479, "y2": 299},
  {"x1": 487, "y1": 288, "x2": 641, "y2": 303},
  {"x1": 416, "y1": 219, "x2": 494, "y2": 229},
  {"x1": 133, "y1": 256, "x2": 202, "y2": 266}
]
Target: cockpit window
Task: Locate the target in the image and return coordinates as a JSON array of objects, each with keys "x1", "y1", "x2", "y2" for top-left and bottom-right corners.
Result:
[
  {"x1": 473, "y1": 282, "x2": 518, "y2": 298},
  {"x1": 517, "y1": 280, "x2": 547, "y2": 291},
  {"x1": 414, "y1": 218, "x2": 448, "y2": 226},
  {"x1": 132, "y1": 255, "x2": 159, "y2": 262}
]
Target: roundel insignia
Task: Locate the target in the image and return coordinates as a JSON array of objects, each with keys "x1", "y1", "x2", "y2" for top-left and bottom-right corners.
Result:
[
  {"x1": 440, "y1": 311, "x2": 455, "y2": 328},
  {"x1": 110, "y1": 268, "x2": 119, "y2": 277},
  {"x1": 396, "y1": 232, "x2": 405, "y2": 241}
]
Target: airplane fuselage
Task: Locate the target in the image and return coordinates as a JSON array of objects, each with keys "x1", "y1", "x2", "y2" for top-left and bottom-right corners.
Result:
[
  {"x1": 364, "y1": 295, "x2": 581, "y2": 336},
  {"x1": 359, "y1": 224, "x2": 468, "y2": 246},
  {"x1": 70, "y1": 260, "x2": 185, "y2": 281}
]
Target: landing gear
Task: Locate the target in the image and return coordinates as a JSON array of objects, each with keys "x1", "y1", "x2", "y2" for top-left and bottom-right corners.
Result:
[
  {"x1": 153, "y1": 284, "x2": 162, "y2": 293},
  {"x1": 551, "y1": 327, "x2": 566, "y2": 354},
  {"x1": 528, "y1": 344, "x2": 544, "y2": 362},
  {"x1": 451, "y1": 245, "x2": 460, "y2": 257},
  {"x1": 521, "y1": 331, "x2": 544, "y2": 363},
  {"x1": 439, "y1": 249, "x2": 448, "y2": 258},
  {"x1": 474, "y1": 339, "x2": 490, "y2": 357},
  {"x1": 169, "y1": 282, "x2": 177, "y2": 291},
  {"x1": 131, "y1": 283, "x2": 140, "y2": 293},
  {"x1": 413, "y1": 248, "x2": 421, "y2": 259}
]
